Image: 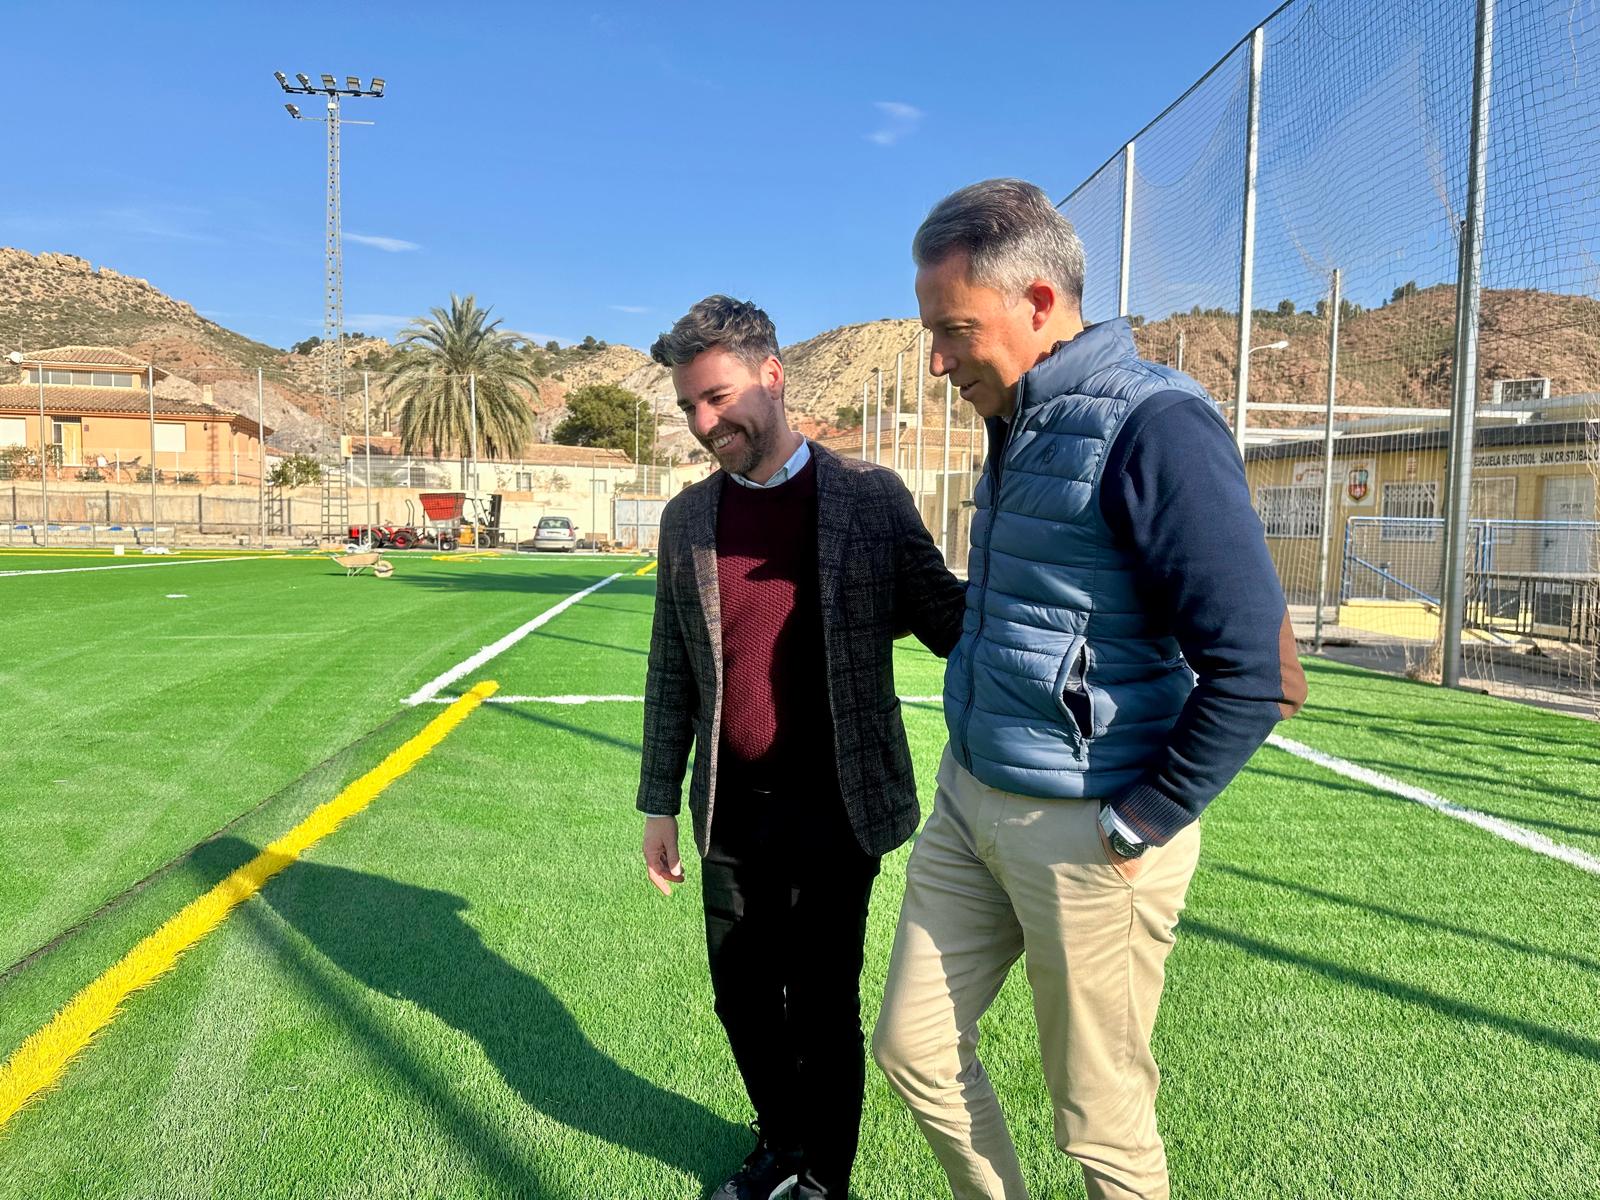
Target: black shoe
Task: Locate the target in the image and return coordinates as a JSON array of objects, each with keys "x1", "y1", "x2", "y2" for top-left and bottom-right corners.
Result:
[{"x1": 708, "y1": 1127, "x2": 802, "y2": 1200}]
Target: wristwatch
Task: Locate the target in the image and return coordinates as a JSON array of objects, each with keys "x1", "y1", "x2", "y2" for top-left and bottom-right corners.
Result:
[{"x1": 1098, "y1": 804, "x2": 1148, "y2": 859}]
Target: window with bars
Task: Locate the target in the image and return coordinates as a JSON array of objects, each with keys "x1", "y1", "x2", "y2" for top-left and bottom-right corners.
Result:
[
  {"x1": 1380, "y1": 482, "x2": 1440, "y2": 541},
  {"x1": 1256, "y1": 485, "x2": 1323, "y2": 539}
]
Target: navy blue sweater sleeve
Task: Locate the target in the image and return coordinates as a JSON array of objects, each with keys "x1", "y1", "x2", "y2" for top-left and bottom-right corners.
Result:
[{"x1": 1098, "y1": 391, "x2": 1307, "y2": 844}]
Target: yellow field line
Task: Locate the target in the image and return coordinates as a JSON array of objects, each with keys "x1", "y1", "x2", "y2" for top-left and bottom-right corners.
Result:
[
  {"x1": 0, "y1": 680, "x2": 500, "y2": 1131},
  {"x1": 633, "y1": 560, "x2": 658, "y2": 576}
]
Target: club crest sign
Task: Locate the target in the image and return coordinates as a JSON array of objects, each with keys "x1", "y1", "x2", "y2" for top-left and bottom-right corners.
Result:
[
  {"x1": 1291, "y1": 458, "x2": 1378, "y2": 506},
  {"x1": 1346, "y1": 467, "x2": 1370, "y2": 503}
]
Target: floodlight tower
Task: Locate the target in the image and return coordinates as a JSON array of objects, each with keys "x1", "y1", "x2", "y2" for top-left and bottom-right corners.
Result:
[{"x1": 275, "y1": 71, "x2": 385, "y2": 435}]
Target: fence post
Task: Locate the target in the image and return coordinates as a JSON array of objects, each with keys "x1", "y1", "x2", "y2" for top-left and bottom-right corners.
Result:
[
  {"x1": 1118, "y1": 140, "x2": 1135, "y2": 317},
  {"x1": 893, "y1": 352, "x2": 904, "y2": 474},
  {"x1": 1313, "y1": 268, "x2": 1343, "y2": 652},
  {"x1": 364, "y1": 371, "x2": 374, "y2": 538},
  {"x1": 37, "y1": 365, "x2": 48, "y2": 548},
  {"x1": 940, "y1": 378, "x2": 953, "y2": 561},
  {"x1": 197, "y1": 493, "x2": 204, "y2": 535},
  {"x1": 147, "y1": 365, "x2": 158, "y2": 542},
  {"x1": 915, "y1": 331, "x2": 926, "y2": 507},
  {"x1": 1440, "y1": 0, "x2": 1496, "y2": 689},
  {"x1": 874, "y1": 368, "x2": 884, "y2": 465},
  {"x1": 860, "y1": 379, "x2": 869, "y2": 462},
  {"x1": 1232, "y1": 26, "x2": 1264, "y2": 457},
  {"x1": 257, "y1": 368, "x2": 266, "y2": 546}
]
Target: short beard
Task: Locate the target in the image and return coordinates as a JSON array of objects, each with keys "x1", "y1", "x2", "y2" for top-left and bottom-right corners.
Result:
[{"x1": 713, "y1": 382, "x2": 783, "y2": 477}]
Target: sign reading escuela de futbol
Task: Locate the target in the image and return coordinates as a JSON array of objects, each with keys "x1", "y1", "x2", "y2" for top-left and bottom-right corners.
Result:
[{"x1": 1472, "y1": 445, "x2": 1600, "y2": 469}]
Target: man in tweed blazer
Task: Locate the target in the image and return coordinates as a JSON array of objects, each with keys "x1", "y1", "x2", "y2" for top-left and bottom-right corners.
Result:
[{"x1": 638, "y1": 295, "x2": 965, "y2": 1200}]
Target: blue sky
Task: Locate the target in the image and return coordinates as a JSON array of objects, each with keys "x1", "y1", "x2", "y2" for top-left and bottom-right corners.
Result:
[{"x1": 6, "y1": 0, "x2": 1275, "y2": 352}]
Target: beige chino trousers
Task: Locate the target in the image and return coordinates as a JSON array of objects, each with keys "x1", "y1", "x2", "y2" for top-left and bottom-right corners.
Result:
[{"x1": 873, "y1": 746, "x2": 1200, "y2": 1200}]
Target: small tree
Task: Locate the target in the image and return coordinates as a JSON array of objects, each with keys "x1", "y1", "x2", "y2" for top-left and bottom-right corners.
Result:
[
  {"x1": 291, "y1": 336, "x2": 323, "y2": 356},
  {"x1": 579, "y1": 335, "x2": 599, "y2": 352},
  {"x1": 1276, "y1": 298, "x2": 1295, "y2": 317},
  {"x1": 836, "y1": 403, "x2": 863, "y2": 428},
  {"x1": 552, "y1": 384, "x2": 656, "y2": 459},
  {"x1": 544, "y1": 339, "x2": 560, "y2": 353},
  {"x1": 268, "y1": 454, "x2": 323, "y2": 487},
  {"x1": 1390, "y1": 281, "x2": 1419, "y2": 305}
]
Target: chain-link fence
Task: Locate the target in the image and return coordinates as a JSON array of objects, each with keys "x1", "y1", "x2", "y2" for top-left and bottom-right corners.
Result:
[
  {"x1": 826, "y1": 330, "x2": 991, "y2": 570},
  {"x1": 1056, "y1": 0, "x2": 1599, "y2": 717}
]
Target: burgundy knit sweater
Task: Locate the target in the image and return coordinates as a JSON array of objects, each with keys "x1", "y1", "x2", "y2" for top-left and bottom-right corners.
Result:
[{"x1": 715, "y1": 457, "x2": 835, "y2": 790}]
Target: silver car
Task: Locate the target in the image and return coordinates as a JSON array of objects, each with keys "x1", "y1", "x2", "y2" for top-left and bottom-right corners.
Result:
[{"x1": 532, "y1": 515, "x2": 579, "y2": 552}]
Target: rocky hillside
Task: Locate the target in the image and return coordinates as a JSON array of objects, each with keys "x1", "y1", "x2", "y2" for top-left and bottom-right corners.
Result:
[
  {"x1": 7, "y1": 245, "x2": 1594, "y2": 461},
  {"x1": 0, "y1": 248, "x2": 337, "y2": 453},
  {"x1": 1128, "y1": 286, "x2": 1600, "y2": 427}
]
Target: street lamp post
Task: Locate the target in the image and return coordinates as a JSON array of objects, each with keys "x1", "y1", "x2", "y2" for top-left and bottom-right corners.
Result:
[
  {"x1": 275, "y1": 70, "x2": 384, "y2": 437},
  {"x1": 1236, "y1": 340, "x2": 1290, "y2": 449},
  {"x1": 633, "y1": 397, "x2": 647, "y2": 487}
]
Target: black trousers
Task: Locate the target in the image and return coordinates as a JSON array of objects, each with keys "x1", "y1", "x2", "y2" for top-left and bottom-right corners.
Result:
[{"x1": 701, "y1": 781, "x2": 881, "y2": 1198}]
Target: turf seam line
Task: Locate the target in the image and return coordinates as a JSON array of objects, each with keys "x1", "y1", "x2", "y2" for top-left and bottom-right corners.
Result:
[
  {"x1": 0, "y1": 556, "x2": 273, "y2": 578},
  {"x1": 403, "y1": 572, "x2": 626, "y2": 706},
  {"x1": 1267, "y1": 734, "x2": 1600, "y2": 876},
  {"x1": 0, "y1": 702, "x2": 432, "y2": 985},
  {"x1": 0, "y1": 680, "x2": 499, "y2": 1131}
]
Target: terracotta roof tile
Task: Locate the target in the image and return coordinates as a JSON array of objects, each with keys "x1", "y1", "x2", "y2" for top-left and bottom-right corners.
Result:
[
  {"x1": 0, "y1": 385, "x2": 269, "y2": 435},
  {"x1": 24, "y1": 347, "x2": 154, "y2": 368}
]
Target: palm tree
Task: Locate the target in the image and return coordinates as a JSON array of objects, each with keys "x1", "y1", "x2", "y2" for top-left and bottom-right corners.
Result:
[{"x1": 387, "y1": 294, "x2": 539, "y2": 459}]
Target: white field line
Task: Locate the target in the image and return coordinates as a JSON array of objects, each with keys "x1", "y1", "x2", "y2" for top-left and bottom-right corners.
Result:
[
  {"x1": 424, "y1": 694, "x2": 646, "y2": 705},
  {"x1": 404, "y1": 573, "x2": 626, "y2": 706},
  {"x1": 1268, "y1": 734, "x2": 1600, "y2": 876},
  {"x1": 0, "y1": 556, "x2": 264, "y2": 578},
  {"x1": 422, "y1": 692, "x2": 948, "y2": 705}
]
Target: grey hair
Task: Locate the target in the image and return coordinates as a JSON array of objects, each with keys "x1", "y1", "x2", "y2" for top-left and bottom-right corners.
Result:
[
  {"x1": 912, "y1": 178, "x2": 1085, "y2": 306},
  {"x1": 650, "y1": 295, "x2": 781, "y2": 370}
]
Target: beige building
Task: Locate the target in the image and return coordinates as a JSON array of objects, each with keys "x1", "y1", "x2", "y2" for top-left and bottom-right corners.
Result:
[
  {"x1": 339, "y1": 436, "x2": 716, "y2": 546},
  {"x1": 1244, "y1": 392, "x2": 1598, "y2": 644},
  {"x1": 0, "y1": 347, "x2": 270, "y2": 485}
]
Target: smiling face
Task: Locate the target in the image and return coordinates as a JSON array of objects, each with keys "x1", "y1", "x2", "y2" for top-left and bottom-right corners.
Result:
[
  {"x1": 916, "y1": 250, "x2": 1077, "y2": 421},
  {"x1": 672, "y1": 346, "x2": 793, "y2": 480}
]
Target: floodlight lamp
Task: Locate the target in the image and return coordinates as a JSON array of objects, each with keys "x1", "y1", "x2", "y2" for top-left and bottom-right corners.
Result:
[
  {"x1": 346, "y1": 75, "x2": 360, "y2": 91},
  {"x1": 370, "y1": 77, "x2": 385, "y2": 94},
  {"x1": 274, "y1": 70, "x2": 288, "y2": 87},
  {"x1": 295, "y1": 73, "x2": 312, "y2": 88},
  {"x1": 6, "y1": 351, "x2": 23, "y2": 364},
  {"x1": 321, "y1": 73, "x2": 338, "y2": 90},
  {"x1": 285, "y1": 103, "x2": 301, "y2": 118}
]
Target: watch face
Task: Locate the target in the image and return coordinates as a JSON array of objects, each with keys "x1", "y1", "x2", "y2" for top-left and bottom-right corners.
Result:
[{"x1": 1111, "y1": 831, "x2": 1147, "y2": 859}]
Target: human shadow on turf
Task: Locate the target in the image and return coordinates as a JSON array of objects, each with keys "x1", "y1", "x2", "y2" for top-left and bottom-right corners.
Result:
[
  {"x1": 198, "y1": 837, "x2": 744, "y2": 1190},
  {"x1": 1182, "y1": 915, "x2": 1600, "y2": 1063},
  {"x1": 484, "y1": 700, "x2": 644, "y2": 757},
  {"x1": 1208, "y1": 862, "x2": 1600, "y2": 975},
  {"x1": 392, "y1": 570, "x2": 657, "y2": 599}
]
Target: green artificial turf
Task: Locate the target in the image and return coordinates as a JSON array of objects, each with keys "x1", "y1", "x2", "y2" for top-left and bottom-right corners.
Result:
[{"x1": 1, "y1": 560, "x2": 1596, "y2": 1198}]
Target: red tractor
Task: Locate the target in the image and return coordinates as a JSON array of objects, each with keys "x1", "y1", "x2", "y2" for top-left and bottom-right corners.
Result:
[{"x1": 347, "y1": 521, "x2": 421, "y2": 550}]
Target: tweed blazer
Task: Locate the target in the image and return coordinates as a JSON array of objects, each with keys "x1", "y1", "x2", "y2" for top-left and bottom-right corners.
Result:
[{"x1": 636, "y1": 441, "x2": 966, "y2": 858}]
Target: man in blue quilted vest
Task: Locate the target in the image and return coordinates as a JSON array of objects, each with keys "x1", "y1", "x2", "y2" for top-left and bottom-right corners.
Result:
[{"x1": 872, "y1": 179, "x2": 1308, "y2": 1200}]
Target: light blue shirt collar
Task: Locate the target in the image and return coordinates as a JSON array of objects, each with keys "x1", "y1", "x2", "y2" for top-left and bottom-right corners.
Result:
[{"x1": 728, "y1": 437, "x2": 811, "y2": 489}]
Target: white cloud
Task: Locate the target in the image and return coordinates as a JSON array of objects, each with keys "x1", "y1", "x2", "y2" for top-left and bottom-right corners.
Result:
[
  {"x1": 609, "y1": 304, "x2": 650, "y2": 314},
  {"x1": 866, "y1": 101, "x2": 924, "y2": 146},
  {"x1": 346, "y1": 233, "x2": 420, "y2": 252}
]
